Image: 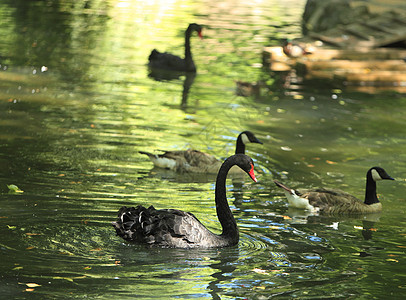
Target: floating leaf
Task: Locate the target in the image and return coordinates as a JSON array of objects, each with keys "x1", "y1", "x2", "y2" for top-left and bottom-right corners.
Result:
[
  {"x1": 25, "y1": 288, "x2": 35, "y2": 292},
  {"x1": 326, "y1": 160, "x2": 337, "y2": 165},
  {"x1": 26, "y1": 283, "x2": 41, "y2": 288},
  {"x1": 12, "y1": 266, "x2": 23, "y2": 270},
  {"x1": 253, "y1": 268, "x2": 269, "y2": 275},
  {"x1": 83, "y1": 266, "x2": 92, "y2": 270},
  {"x1": 26, "y1": 233, "x2": 41, "y2": 236},
  {"x1": 7, "y1": 225, "x2": 16, "y2": 230},
  {"x1": 53, "y1": 276, "x2": 74, "y2": 282},
  {"x1": 254, "y1": 286, "x2": 266, "y2": 290},
  {"x1": 7, "y1": 184, "x2": 23, "y2": 193}
]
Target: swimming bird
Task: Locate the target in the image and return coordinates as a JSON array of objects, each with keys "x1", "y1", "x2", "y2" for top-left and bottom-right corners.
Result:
[
  {"x1": 112, "y1": 154, "x2": 257, "y2": 248},
  {"x1": 139, "y1": 131, "x2": 262, "y2": 174},
  {"x1": 273, "y1": 167, "x2": 394, "y2": 214},
  {"x1": 148, "y1": 23, "x2": 203, "y2": 72}
]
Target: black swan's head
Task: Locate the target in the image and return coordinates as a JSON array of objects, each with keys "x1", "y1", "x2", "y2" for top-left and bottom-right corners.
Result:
[
  {"x1": 187, "y1": 23, "x2": 203, "y2": 39},
  {"x1": 230, "y1": 154, "x2": 257, "y2": 182}
]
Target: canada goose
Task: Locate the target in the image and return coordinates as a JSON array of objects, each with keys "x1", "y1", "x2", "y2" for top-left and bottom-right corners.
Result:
[
  {"x1": 148, "y1": 23, "x2": 203, "y2": 72},
  {"x1": 274, "y1": 167, "x2": 394, "y2": 214},
  {"x1": 112, "y1": 154, "x2": 257, "y2": 248},
  {"x1": 140, "y1": 131, "x2": 262, "y2": 174}
]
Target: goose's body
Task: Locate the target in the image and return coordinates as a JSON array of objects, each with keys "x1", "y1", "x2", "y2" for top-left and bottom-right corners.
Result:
[
  {"x1": 140, "y1": 131, "x2": 262, "y2": 174},
  {"x1": 274, "y1": 167, "x2": 394, "y2": 214},
  {"x1": 112, "y1": 154, "x2": 257, "y2": 248},
  {"x1": 148, "y1": 23, "x2": 203, "y2": 72}
]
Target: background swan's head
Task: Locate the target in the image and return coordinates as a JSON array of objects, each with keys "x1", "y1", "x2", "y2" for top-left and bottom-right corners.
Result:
[{"x1": 188, "y1": 23, "x2": 203, "y2": 39}]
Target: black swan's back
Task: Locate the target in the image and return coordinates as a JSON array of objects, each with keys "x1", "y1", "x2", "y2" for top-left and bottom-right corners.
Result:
[
  {"x1": 112, "y1": 205, "x2": 216, "y2": 248},
  {"x1": 148, "y1": 49, "x2": 192, "y2": 72},
  {"x1": 148, "y1": 23, "x2": 202, "y2": 73}
]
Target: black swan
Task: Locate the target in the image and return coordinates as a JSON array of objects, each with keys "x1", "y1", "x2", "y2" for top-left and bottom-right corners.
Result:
[
  {"x1": 112, "y1": 154, "x2": 257, "y2": 248},
  {"x1": 139, "y1": 131, "x2": 262, "y2": 174},
  {"x1": 148, "y1": 23, "x2": 203, "y2": 72},
  {"x1": 274, "y1": 167, "x2": 394, "y2": 214}
]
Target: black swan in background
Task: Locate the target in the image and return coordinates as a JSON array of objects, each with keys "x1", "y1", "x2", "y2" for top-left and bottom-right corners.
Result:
[
  {"x1": 274, "y1": 167, "x2": 394, "y2": 214},
  {"x1": 112, "y1": 154, "x2": 257, "y2": 248},
  {"x1": 139, "y1": 131, "x2": 262, "y2": 174},
  {"x1": 148, "y1": 23, "x2": 203, "y2": 72}
]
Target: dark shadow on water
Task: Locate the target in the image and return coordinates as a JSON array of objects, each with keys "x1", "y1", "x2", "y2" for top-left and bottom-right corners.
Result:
[{"x1": 148, "y1": 67, "x2": 196, "y2": 111}]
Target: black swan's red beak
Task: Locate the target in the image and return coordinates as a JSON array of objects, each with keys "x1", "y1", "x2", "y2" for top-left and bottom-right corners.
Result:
[{"x1": 249, "y1": 164, "x2": 257, "y2": 182}]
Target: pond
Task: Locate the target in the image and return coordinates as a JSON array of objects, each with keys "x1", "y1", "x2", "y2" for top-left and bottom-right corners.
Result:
[{"x1": 0, "y1": 0, "x2": 405, "y2": 298}]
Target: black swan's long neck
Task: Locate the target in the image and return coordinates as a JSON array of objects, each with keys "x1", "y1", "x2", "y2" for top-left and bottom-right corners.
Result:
[
  {"x1": 364, "y1": 172, "x2": 379, "y2": 205},
  {"x1": 215, "y1": 158, "x2": 238, "y2": 242},
  {"x1": 184, "y1": 27, "x2": 195, "y2": 70},
  {"x1": 235, "y1": 135, "x2": 245, "y2": 154}
]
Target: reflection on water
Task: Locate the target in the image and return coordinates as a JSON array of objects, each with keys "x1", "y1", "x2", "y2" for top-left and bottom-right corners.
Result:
[
  {"x1": 1, "y1": 0, "x2": 406, "y2": 299},
  {"x1": 148, "y1": 69, "x2": 196, "y2": 111}
]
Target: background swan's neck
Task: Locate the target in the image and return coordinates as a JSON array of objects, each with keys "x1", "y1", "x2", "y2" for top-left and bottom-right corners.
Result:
[
  {"x1": 215, "y1": 159, "x2": 238, "y2": 242},
  {"x1": 184, "y1": 28, "x2": 193, "y2": 60}
]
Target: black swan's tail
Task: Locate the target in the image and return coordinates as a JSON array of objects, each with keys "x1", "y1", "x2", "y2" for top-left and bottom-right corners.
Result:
[{"x1": 112, "y1": 205, "x2": 156, "y2": 242}]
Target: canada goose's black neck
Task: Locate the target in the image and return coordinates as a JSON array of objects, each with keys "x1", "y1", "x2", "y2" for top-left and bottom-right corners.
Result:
[
  {"x1": 235, "y1": 135, "x2": 245, "y2": 154},
  {"x1": 215, "y1": 156, "x2": 238, "y2": 243},
  {"x1": 364, "y1": 170, "x2": 379, "y2": 205}
]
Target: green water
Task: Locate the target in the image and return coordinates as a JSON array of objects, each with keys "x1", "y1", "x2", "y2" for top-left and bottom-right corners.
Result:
[{"x1": 0, "y1": 0, "x2": 405, "y2": 299}]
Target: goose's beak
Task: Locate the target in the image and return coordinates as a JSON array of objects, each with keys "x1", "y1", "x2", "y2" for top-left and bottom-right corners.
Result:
[{"x1": 254, "y1": 137, "x2": 263, "y2": 144}]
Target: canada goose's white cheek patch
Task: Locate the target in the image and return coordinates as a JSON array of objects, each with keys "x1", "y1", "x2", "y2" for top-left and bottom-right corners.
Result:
[
  {"x1": 371, "y1": 169, "x2": 382, "y2": 181},
  {"x1": 241, "y1": 133, "x2": 250, "y2": 145}
]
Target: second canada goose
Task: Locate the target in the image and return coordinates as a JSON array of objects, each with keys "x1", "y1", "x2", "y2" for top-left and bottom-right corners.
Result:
[
  {"x1": 140, "y1": 131, "x2": 262, "y2": 174},
  {"x1": 274, "y1": 167, "x2": 394, "y2": 214}
]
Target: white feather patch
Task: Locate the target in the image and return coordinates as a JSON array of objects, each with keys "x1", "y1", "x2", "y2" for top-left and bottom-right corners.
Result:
[
  {"x1": 241, "y1": 133, "x2": 250, "y2": 145},
  {"x1": 151, "y1": 157, "x2": 177, "y2": 169},
  {"x1": 284, "y1": 190, "x2": 317, "y2": 212},
  {"x1": 371, "y1": 169, "x2": 382, "y2": 181}
]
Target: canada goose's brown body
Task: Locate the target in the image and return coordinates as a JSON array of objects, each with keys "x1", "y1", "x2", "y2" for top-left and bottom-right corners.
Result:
[
  {"x1": 274, "y1": 167, "x2": 394, "y2": 214},
  {"x1": 112, "y1": 154, "x2": 257, "y2": 248},
  {"x1": 140, "y1": 131, "x2": 262, "y2": 174}
]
